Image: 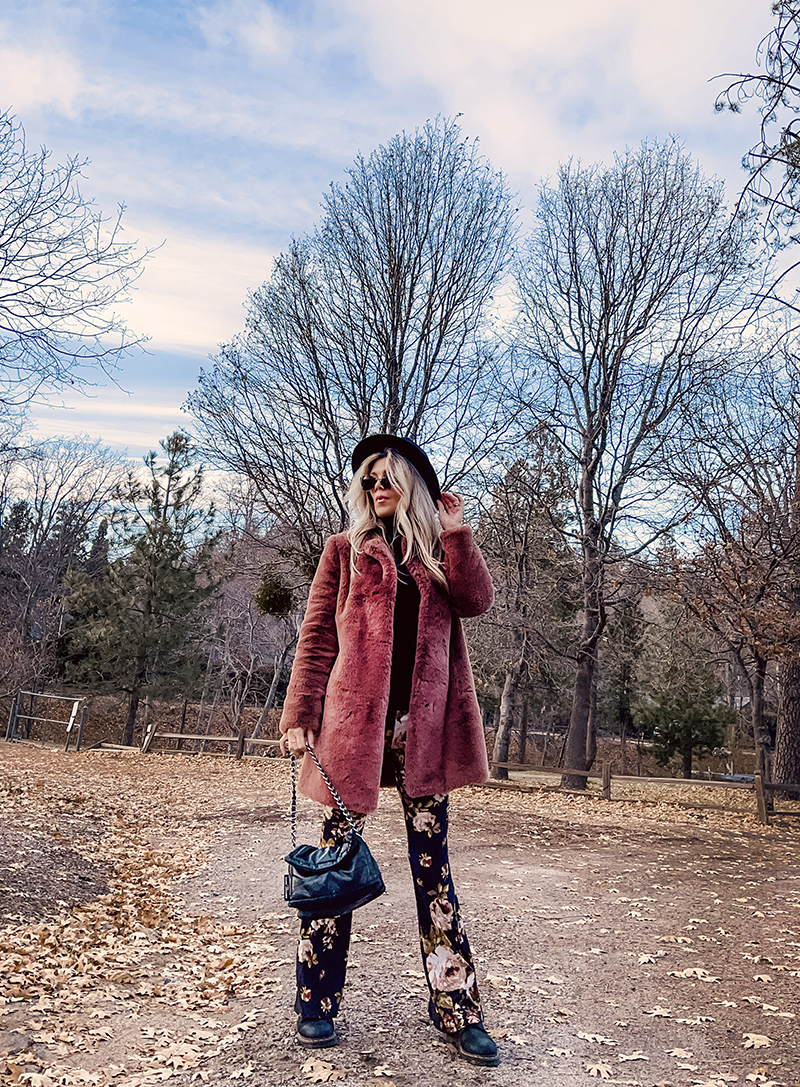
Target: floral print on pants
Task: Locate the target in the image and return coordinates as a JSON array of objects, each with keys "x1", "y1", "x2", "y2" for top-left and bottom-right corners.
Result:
[{"x1": 294, "y1": 729, "x2": 484, "y2": 1032}]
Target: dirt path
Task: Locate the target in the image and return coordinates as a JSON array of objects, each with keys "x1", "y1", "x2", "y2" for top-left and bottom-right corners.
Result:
[{"x1": 1, "y1": 746, "x2": 798, "y2": 1087}]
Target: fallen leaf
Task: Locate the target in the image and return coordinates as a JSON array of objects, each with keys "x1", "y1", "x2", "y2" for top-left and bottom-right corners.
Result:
[
  {"x1": 742, "y1": 1034, "x2": 772, "y2": 1049},
  {"x1": 584, "y1": 1062, "x2": 613, "y2": 1079},
  {"x1": 618, "y1": 1051, "x2": 649, "y2": 1062},
  {"x1": 484, "y1": 974, "x2": 507, "y2": 988},
  {"x1": 667, "y1": 1048, "x2": 693, "y2": 1058},
  {"x1": 645, "y1": 1007, "x2": 671, "y2": 1017},
  {"x1": 301, "y1": 1059, "x2": 345, "y2": 1083},
  {"x1": 753, "y1": 975, "x2": 773, "y2": 983}
]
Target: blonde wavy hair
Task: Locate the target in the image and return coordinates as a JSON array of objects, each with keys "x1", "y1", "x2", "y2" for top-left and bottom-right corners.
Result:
[{"x1": 346, "y1": 448, "x2": 447, "y2": 588}]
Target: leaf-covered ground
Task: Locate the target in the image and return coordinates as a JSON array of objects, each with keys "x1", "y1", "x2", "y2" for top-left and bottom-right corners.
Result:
[{"x1": 0, "y1": 745, "x2": 798, "y2": 1087}]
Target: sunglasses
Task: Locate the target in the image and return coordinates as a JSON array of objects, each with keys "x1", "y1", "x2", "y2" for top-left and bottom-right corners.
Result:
[{"x1": 360, "y1": 474, "x2": 395, "y2": 492}]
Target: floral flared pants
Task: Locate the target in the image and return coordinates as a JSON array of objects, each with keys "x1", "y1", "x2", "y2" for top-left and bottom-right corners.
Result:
[{"x1": 294, "y1": 733, "x2": 484, "y2": 1033}]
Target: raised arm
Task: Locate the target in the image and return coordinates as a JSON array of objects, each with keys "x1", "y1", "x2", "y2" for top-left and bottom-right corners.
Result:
[{"x1": 440, "y1": 525, "x2": 494, "y2": 618}]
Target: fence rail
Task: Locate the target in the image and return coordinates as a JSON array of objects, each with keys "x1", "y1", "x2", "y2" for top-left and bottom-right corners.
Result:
[
  {"x1": 485, "y1": 760, "x2": 800, "y2": 823},
  {"x1": 141, "y1": 725, "x2": 280, "y2": 760}
]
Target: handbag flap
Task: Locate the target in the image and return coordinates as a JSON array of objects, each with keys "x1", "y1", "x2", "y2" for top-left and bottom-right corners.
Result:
[{"x1": 285, "y1": 833, "x2": 359, "y2": 874}]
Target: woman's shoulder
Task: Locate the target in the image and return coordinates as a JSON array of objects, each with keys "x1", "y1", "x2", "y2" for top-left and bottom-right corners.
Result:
[
  {"x1": 327, "y1": 531, "x2": 351, "y2": 547},
  {"x1": 319, "y1": 532, "x2": 351, "y2": 561}
]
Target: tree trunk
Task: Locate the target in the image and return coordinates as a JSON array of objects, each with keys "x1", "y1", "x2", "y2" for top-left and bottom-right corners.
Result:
[
  {"x1": 585, "y1": 666, "x2": 598, "y2": 766},
  {"x1": 562, "y1": 521, "x2": 605, "y2": 790},
  {"x1": 122, "y1": 688, "x2": 140, "y2": 747},
  {"x1": 518, "y1": 700, "x2": 528, "y2": 764},
  {"x1": 249, "y1": 642, "x2": 293, "y2": 743},
  {"x1": 541, "y1": 712, "x2": 554, "y2": 764},
  {"x1": 682, "y1": 747, "x2": 693, "y2": 779},
  {"x1": 491, "y1": 667, "x2": 518, "y2": 780},
  {"x1": 176, "y1": 698, "x2": 188, "y2": 751},
  {"x1": 122, "y1": 650, "x2": 149, "y2": 747},
  {"x1": 618, "y1": 668, "x2": 633, "y2": 775},
  {"x1": 775, "y1": 657, "x2": 800, "y2": 789},
  {"x1": 750, "y1": 654, "x2": 770, "y2": 780}
]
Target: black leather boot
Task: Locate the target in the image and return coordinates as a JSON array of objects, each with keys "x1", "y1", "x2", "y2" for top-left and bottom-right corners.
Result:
[
  {"x1": 297, "y1": 1017, "x2": 338, "y2": 1048},
  {"x1": 450, "y1": 1025, "x2": 499, "y2": 1066}
]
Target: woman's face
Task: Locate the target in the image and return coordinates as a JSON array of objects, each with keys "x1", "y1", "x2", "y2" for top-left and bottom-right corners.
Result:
[{"x1": 367, "y1": 456, "x2": 401, "y2": 518}]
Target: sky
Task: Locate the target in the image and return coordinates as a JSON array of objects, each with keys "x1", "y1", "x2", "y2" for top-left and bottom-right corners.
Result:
[{"x1": 0, "y1": 0, "x2": 777, "y2": 459}]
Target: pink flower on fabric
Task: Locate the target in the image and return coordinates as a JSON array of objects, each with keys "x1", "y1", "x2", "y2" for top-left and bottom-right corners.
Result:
[
  {"x1": 426, "y1": 946, "x2": 470, "y2": 992},
  {"x1": 419, "y1": 853, "x2": 432, "y2": 867},
  {"x1": 430, "y1": 898, "x2": 455, "y2": 931},
  {"x1": 298, "y1": 939, "x2": 316, "y2": 965},
  {"x1": 320, "y1": 997, "x2": 332, "y2": 1013},
  {"x1": 413, "y1": 811, "x2": 436, "y2": 833}
]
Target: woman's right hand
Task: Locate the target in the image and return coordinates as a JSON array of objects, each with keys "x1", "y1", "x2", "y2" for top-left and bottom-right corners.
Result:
[{"x1": 280, "y1": 727, "x2": 313, "y2": 758}]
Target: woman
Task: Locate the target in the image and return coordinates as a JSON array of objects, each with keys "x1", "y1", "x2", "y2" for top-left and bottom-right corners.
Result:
[{"x1": 279, "y1": 434, "x2": 498, "y2": 1067}]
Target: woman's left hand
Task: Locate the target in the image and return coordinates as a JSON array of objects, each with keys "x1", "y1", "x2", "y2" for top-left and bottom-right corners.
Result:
[{"x1": 437, "y1": 492, "x2": 465, "y2": 531}]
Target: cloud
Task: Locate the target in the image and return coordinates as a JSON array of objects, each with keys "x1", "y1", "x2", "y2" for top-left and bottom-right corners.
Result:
[
  {"x1": 336, "y1": 0, "x2": 774, "y2": 188},
  {"x1": 29, "y1": 385, "x2": 195, "y2": 459},
  {"x1": 0, "y1": 40, "x2": 85, "y2": 117},
  {"x1": 124, "y1": 223, "x2": 275, "y2": 353},
  {"x1": 196, "y1": 0, "x2": 290, "y2": 57}
]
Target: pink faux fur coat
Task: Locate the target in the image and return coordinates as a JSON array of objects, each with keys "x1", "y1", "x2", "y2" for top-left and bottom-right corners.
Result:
[{"x1": 279, "y1": 525, "x2": 493, "y2": 814}]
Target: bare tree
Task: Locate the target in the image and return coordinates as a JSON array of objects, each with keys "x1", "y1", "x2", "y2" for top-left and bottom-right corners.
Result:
[
  {"x1": 473, "y1": 434, "x2": 577, "y2": 779},
  {"x1": 670, "y1": 344, "x2": 800, "y2": 787},
  {"x1": 0, "y1": 112, "x2": 149, "y2": 416},
  {"x1": 0, "y1": 435, "x2": 124, "y2": 693},
  {"x1": 716, "y1": 1, "x2": 800, "y2": 252},
  {"x1": 515, "y1": 139, "x2": 761, "y2": 788},
  {"x1": 188, "y1": 116, "x2": 517, "y2": 566},
  {"x1": 200, "y1": 528, "x2": 300, "y2": 742}
]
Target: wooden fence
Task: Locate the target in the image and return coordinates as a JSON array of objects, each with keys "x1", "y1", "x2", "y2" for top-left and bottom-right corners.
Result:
[
  {"x1": 486, "y1": 760, "x2": 800, "y2": 825},
  {"x1": 141, "y1": 720, "x2": 280, "y2": 760},
  {"x1": 5, "y1": 691, "x2": 87, "y2": 752},
  {"x1": 754, "y1": 774, "x2": 800, "y2": 825}
]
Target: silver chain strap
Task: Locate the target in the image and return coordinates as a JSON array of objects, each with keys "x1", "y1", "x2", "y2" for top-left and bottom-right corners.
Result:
[{"x1": 289, "y1": 741, "x2": 363, "y2": 841}]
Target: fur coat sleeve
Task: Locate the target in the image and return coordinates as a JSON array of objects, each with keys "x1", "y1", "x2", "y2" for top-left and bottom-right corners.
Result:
[
  {"x1": 440, "y1": 525, "x2": 494, "y2": 617},
  {"x1": 279, "y1": 535, "x2": 343, "y2": 736}
]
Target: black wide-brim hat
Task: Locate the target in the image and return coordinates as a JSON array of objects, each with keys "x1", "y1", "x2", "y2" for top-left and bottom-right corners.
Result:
[{"x1": 351, "y1": 434, "x2": 441, "y2": 503}]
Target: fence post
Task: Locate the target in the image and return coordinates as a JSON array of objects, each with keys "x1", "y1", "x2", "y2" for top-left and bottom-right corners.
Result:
[
  {"x1": 75, "y1": 703, "x2": 87, "y2": 752},
  {"x1": 5, "y1": 692, "x2": 18, "y2": 741},
  {"x1": 601, "y1": 761, "x2": 611, "y2": 801},
  {"x1": 754, "y1": 774, "x2": 769, "y2": 825},
  {"x1": 236, "y1": 726, "x2": 246, "y2": 761},
  {"x1": 142, "y1": 717, "x2": 157, "y2": 754}
]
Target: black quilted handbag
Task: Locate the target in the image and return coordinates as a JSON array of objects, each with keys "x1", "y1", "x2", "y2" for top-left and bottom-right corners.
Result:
[{"x1": 284, "y1": 743, "x2": 385, "y2": 918}]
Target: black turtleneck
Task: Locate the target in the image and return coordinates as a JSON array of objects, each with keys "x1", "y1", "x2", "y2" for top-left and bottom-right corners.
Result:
[{"x1": 379, "y1": 519, "x2": 420, "y2": 715}]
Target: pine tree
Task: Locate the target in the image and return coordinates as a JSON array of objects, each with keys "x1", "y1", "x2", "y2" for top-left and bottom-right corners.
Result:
[{"x1": 62, "y1": 433, "x2": 218, "y2": 745}]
